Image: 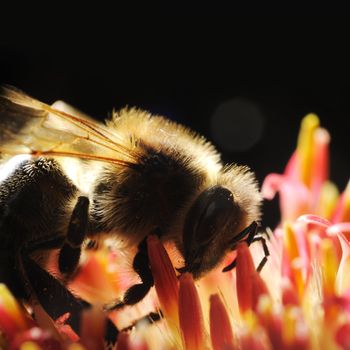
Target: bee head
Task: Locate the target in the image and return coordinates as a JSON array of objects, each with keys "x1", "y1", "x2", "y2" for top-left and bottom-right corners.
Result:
[{"x1": 181, "y1": 185, "x2": 255, "y2": 279}]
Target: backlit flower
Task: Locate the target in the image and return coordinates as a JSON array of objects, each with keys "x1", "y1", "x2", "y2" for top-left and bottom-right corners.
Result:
[{"x1": 1, "y1": 113, "x2": 350, "y2": 349}]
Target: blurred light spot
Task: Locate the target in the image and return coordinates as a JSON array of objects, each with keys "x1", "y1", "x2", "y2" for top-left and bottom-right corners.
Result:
[{"x1": 210, "y1": 98, "x2": 264, "y2": 152}]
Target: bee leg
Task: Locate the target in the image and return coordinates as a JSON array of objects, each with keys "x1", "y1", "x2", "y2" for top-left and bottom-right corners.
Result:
[
  {"x1": 123, "y1": 237, "x2": 154, "y2": 304},
  {"x1": 20, "y1": 249, "x2": 90, "y2": 334},
  {"x1": 58, "y1": 196, "x2": 89, "y2": 277},
  {"x1": 120, "y1": 310, "x2": 163, "y2": 332},
  {"x1": 20, "y1": 251, "x2": 119, "y2": 345},
  {"x1": 223, "y1": 223, "x2": 263, "y2": 273},
  {"x1": 85, "y1": 239, "x2": 100, "y2": 250},
  {"x1": 107, "y1": 237, "x2": 154, "y2": 310},
  {"x1": 249, "y1": 235, "x2": 270, "y2": 272},
  {"x1": 221, "y1": 258, "x2": 237, "y2": 272}
]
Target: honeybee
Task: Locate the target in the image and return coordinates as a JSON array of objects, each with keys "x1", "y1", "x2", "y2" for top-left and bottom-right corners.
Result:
[{"x1": 0, "y1": 86, "x2": 263, "y2": 342}]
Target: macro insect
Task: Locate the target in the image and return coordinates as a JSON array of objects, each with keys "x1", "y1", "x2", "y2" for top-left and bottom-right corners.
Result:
[{"x1": 0, "y1": 86, "x2": 267, "y2": 343}]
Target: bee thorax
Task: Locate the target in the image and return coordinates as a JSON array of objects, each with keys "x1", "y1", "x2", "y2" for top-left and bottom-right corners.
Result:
[{"x1": 89, "y1": 147, "x2": 204, "y2": 240}]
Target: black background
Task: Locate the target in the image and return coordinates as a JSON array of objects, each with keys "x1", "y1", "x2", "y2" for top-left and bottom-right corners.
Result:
[{"x1": 1, "y1": 15, "x2": 349, "y2": 228}]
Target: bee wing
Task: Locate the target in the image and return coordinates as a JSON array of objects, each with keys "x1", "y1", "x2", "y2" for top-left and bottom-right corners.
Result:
[
  {"x1": 51, "y1": 100, "x2": 97, "y2": 123},
  {"x1": 0, "y1": 85, "x2": 138, "y2": 166}
]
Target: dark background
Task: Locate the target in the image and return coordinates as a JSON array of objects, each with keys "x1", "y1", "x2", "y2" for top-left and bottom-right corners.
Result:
[{"x1": 1, "y1": 16, "x2": 349, "y2": 228}]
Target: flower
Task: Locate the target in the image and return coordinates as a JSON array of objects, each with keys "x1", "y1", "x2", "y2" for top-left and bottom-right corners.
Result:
[
  {"x1": 209, "y1": 294, "x2": 234, "y2": 350},
  {"x1": 147, "y1": 235, "x2": 179, "y2": 328},
  {"x1": 0, "y1": 284, "x2": 62, "y2": 349},
  {"x1": 178, "y1": 273, "x2": 206, "y2": 350},
  {"x1": 1, "y1": 113, "x2": 350, "y2": 349}
]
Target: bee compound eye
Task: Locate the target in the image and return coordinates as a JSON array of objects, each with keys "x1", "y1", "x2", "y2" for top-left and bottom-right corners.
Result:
[{"x1": 183, "y1": 186, "x2": 238, "y2": 250}]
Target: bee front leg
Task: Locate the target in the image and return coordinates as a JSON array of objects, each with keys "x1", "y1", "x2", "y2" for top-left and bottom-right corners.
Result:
[
  {"x1": 107, "y1": 237, "x2": 154, "y2": 310},
  {"x1": 249, "y1": 234, "x2": 270, "y2": 272},
  {"x1": 222, "y1": 224, "x2": 270, "y2": 273},
  {"x1": 58, "y1": 196, "x2": 89, "y2": 278}
]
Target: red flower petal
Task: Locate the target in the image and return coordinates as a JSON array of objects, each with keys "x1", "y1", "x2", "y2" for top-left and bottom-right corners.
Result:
[
  {"x1": 147, "y1": 235, "x2": 179, "y2": 325},
  {"x1": 236, "y1": 242, "x2": 255, "y2": 313},
  {"x1": 284, "y1": 151, "x2": 299, "y2": 179},
  {"x1": 239, "y1": 332, "x2": 268, "y2": 350},
  {"x1": 335, "y1": 323, "x2": 350, "y2": 349},
  {"x1": 69, "y1": 252, "x2": 121, "y2": 304},
  {"x1": 297, "y1": 214, "x2": 331, "y2": 228},
  {"x1": 336, "y1": 232, "x2": 350, "y2": 293},
  {"x1": 116, "y1": 332, "x2": 131, "y2": 350},
  {"x1": 0, "y1": 305, "x2": 20, "y2": 340},
  {"x1": 79, "y1": 308, "x2": 105, "y2": 350},
  {"x1": 258, "y1": 311, "x2": 283, "y2": 349},
  {"x1": 178, "y1": 273, "x2": 206, "y2": 350},
  {"x1": 327, "y1": 222, "x2": 350, "y2": 236},
  {"x1": 251, "y1": 272, "x2": 269, "y2": 312},
  {"x1": 332, "y1": 181, "x2": 350, "y2": 223},
  {"x1": 9, "y1": 327, "x2": 61, "y2": 350},
  {"x1": 209, "y1": 294, "x2": 235, "y2": 350},
  {"x1": 262, "y1": 175, "x2": 312, "y2": 221},
  {"x1": 282, "y1": 284, "x2": 299, "y2": 307},
  {"x1": 261, "y1": 173, "x2": 284, "y2": 200}
]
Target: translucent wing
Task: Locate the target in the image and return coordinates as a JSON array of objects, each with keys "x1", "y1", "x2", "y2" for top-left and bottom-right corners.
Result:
[{"x1": 0, "y1": 86, "x2": 139, "y2": 166}]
